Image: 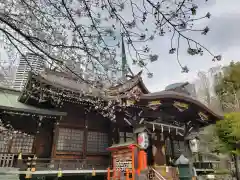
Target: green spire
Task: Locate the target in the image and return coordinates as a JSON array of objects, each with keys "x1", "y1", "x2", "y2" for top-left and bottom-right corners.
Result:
[{"x1": 121, "y1": 35, "x2": 127, "y2": 79}]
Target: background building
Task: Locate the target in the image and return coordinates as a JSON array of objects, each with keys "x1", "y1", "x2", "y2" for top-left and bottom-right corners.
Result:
[
  {"x1": 13, "y1": 53, "x2": 45, "y2": 91},
  {"x1": 0, "y1": 65, "x2": 16, "y2": 88},
  {"x1": 184, "y1": 83, "x2": 197, "y2": 98},
  {"x1": 165, "y1": 82, "x2": 197, "y2": 98}
]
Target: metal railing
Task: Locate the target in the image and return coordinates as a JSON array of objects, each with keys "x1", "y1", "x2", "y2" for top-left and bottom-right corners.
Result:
[
  {"x1": 151, "y1": 168, "x2": 166, "y2": 180},
  {"x1": 0, "y1": 154, "x2": 14, "y2": 167},
  {"x1": 193, "y1": 161, "x2": 233, "y2": 171},
  {"x1": 0, "y1": 153, "x2": 110, "y2": 171},
  {"x1": 18, "y1": 158, "x2": 109, "y2": 170}
]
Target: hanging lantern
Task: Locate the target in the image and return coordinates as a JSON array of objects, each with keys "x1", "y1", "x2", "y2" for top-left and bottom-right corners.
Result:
[
  {"x1": 137, "y1": 132, "x2": 149, "y2": 149},
  {"x1": 57, "y1": 168, "x2": 62, "y2": 177},
  {"x1": 189, "y1": 138, "x2": 200, "y2": 153},
  {"x1": 92, "y1": 168, "x2": 96, "y2": 176}
]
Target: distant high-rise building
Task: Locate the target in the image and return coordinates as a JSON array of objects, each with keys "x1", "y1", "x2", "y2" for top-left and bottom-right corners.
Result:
[
  {"x1": 184, "y1": 83, "x2": 197, "y2": 98},
  {"x1": 0, "y1": 66, "x2": 17, "y2": 88},
  {"x1": 13, "y1": 53, "x2": 45, "y2": 91},
  {"x1": 65, "y1": 60, "x2": 84, "y2": 76}
]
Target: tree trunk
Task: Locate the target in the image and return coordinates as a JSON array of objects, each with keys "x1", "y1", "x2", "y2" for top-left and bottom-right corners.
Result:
[{"x1": 233, "y1": 154, "x2": 240, "y2": 180}]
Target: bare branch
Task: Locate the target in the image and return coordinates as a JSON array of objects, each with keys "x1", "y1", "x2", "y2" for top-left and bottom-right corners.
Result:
[{"x1": 0, "y1": 0, "x2": 220, "y2": 84}]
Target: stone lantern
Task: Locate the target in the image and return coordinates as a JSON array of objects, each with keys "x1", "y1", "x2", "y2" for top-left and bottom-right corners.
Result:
[{"x1": 189, "y1": 138, "x2": 200, "y2": 154}]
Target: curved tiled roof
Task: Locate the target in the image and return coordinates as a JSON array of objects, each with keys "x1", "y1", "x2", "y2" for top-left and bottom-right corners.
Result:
[
  {"x1": 108, "y1": 71, "x2": 149, "y2": 95},
  {"x1": 0, "y1": 86, "x2": 66, "y2": 116},
  {"x1": 40, "y1": 71, "x2": 104, "y2": 95},
  {"x1": 31, "y1": 70, "x2": 149, "y2": 97},
  {"x1": 140, "y1": 90, "x2": 223, "y2": 120},
  {"x1": 21, "y1": 70, "x2": 223, "y2": 123},
  {"x1": 26, "y1": 70, "x2": 111, "y2": 99}
]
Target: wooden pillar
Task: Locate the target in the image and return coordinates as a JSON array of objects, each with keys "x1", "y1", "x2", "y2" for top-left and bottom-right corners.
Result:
[
  {"x1": 154, "y1": 133, "x2": 166, "y2": 166},
  {"x1": 107, "y1": 167, "x2": 111, "y2": 180},
  {"x1": 108, "y1": 121, "x2": 114, "y2": 145},
  {"x1": 83, "y1": 109, "x2": 88, "y2": 159},
  {"x1": 169, "y1": 135, "x2": 175, "y2": 164},
  {"x1": 32, "y1": 116, "x2": 42, "y2": 156},
  {"x1": 112, "y1": 112, "x2": 120, "y2": 144},
  {"x1": 51, "y1": 117, "x2": 61, "y2": 158},
  {"x1": 162, "y1": 133, "x2": 168, "y2": 166},
  {"x1": 124, "y1": 130, "x2": 127, "y2": 143},
  {"x1": 33, "y1": 116, "x2": 56, "y2": 158},
  {"x1": 131, "y1": 146, "x2": 135, "y2": 180}
]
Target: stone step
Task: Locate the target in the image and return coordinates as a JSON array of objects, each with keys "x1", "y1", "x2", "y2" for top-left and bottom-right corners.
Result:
[
  {"x1": 0, "y1": 167, "x2": 19, "y2": 180},
  {"x1": 0, "y1": 174, "x2": 19, "y2": 180}
]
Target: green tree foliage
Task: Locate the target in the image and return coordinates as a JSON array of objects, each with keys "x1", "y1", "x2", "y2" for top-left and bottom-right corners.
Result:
[
  {"x1": 215, "y1": 112, "x2": 240, "y2": 180},
  {"x1": 199, "y1": 125, "x2": 221, "y2": 153},
  {"x1": 199, "y1": 63, "x2": 240, "y2": 179},
  {"x1": 200, "y1": 62, "x2": 240, "y2": 154},
  {"x1": 213, "y1": 62, "x2": 240, "y2": 153},
  {"x1": 215, "y1": 112, "x2": 240, "y2": 155}
]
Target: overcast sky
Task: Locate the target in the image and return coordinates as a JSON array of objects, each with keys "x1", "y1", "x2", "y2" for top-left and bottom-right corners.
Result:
[{"x1": 130, "y1": 0, "x2": 240, "y2": 92}]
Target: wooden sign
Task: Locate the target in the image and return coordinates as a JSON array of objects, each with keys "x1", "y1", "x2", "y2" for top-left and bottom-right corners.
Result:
[
  {"x1": 115, "y1": 159, "x2": 132, "y2": 171},
  {"x1": 112, "y1": 149, "x2": 133, "y2": 172}
]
